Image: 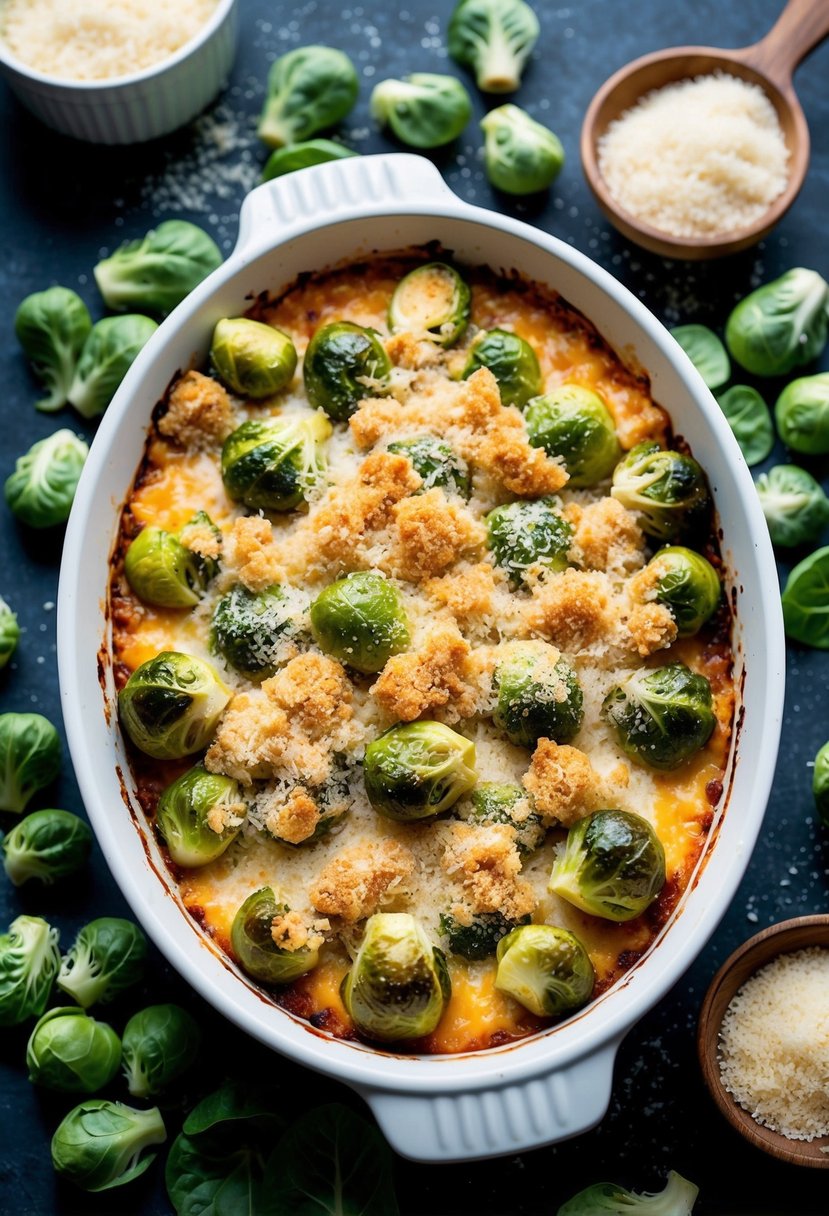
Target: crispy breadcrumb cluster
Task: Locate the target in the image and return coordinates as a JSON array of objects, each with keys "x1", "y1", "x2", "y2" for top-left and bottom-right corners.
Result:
[
  {"x1": 310, "y1": 839, "x2": 415, "y2": 922},
  {"x1": 522, "y1": 740, "x2": 605, "y2": 827},
  {"x1": 441, "y1": 822, "x2": 536, "y2": 920},
  {"x1": 158, "y1": 370, "x2": 236, "y2": 448},
  {"x1": 372, "y1": 626, "x2": 479, "y2": 723}
]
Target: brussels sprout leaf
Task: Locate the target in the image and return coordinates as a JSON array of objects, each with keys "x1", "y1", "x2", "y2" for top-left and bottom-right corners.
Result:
[
  {"x1": 782, "y1": 546, "x2": 829, "y2": 649},
  {"x1": 717, "y1": 385, "x2": 774, "y2": 467},
  {"x1": 670, "y1": 324, "x2": 730, "y2": 390}
]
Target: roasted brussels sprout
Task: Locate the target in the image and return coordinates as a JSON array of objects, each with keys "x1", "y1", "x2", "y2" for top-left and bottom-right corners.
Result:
[
  {"x1": 611, "y1": 442, "x2": 711, "y2": 542},
  {"x1": 486, "y1": 497, "x2": 573, "y2": 586},
  {"x1": 262, "y1": 138, "x2": 358, "y2": 181},
  {"x1": 642, "y1": 546, "x2": 721, "y2": 636},
  {"x1": 725, "y1": 267, "x2": 829, "y2": 378},
  {"x1": 210, "y1": 318, "x2": 298, "y2": 399},
  {"x1": 670, "y1": 324, "x2": 730, "y2": 390},
  {"x1": 310, "y1": 571, "x2": 410, "y2": 674},
  {"x1": 371, "y1": 73, "x2": 472, "y2": 148},
  {"x1": 468, "y1": 783, "x2": 545, "y2": 855},
  {"x1": 813, "y1": 741, "x2": 829, "y2": 827},
  {"x1": 58, "y1": 918, "x2": 147, "y2": 1009},
  {"x1": 549, "y1": 809, "x2": 666, "y2": 921},
  {"x1": 0, "y1": 711, "x2": 61, "y2": 816},
  {"x1": 558, "y1": 1171, "x2": 699, "y2": 1216},
  {"x1": 51, "y1": 1100, "x2": 166, "y2": 1193},
  {"x1": 15, "y1": 286, "x2": 92, "y2": 412},
  {"x1": 448, "y1": 0, "x2": 539, "y2": 92},
  {"x1": 775, "y1": 373, "x2": 829, "y2": 456},
  {"x1": 2, "y1": 808, "x2": 92, "y2": 887},
  {"x1": 222, "y1": 414, "x2": 330, "y2": 512},
  {"x1": 387, "y1": 435, "x2": 471, "y2": 497},
  {"x1": 603, "y1": 663, "x2": 716, "y2": 771},
  {"x1": 0, "y1": 595, "x2": 19, "y2": 668},
  {"x1": 125, "y1": 514, "x2": 219, "y2": 609},
  {"x1": 756, "y1": 465, "x2": 829, "y2": 549},
  {"x1": 0, "y1": 914, "x2": 60, "y2": 1026},
  {"x1": 439, "y1": 910, "x2": 530, "y2": 960},
  {"x1": 212, "y1": 582, "x2": 303, "y2": 680},
  {"x1": 303, "y1": 321, "x2": 392, "y2": 421},
  {"x1": 481, "y1": 105, "x2": 564, "y2": 195},
  {"x1": 258, "y1": 45, "x2": 359, "y2": 148},
  {"x1": 231, "y1": 887, "x2": 320, "y2": 985},
  {"x1": 494, "y1": 924, "x2": 594, "y2": 1018},
  {"x1": 460, "y1": 327, "x2": 542, "y2": 409},
  {"x1": 341, "y1": 912, "x2": 450, "y2": 1041},
  {"x1": 68, "y1": 315, "x2": 158, "y2": 418},
  {"x1": 5, "y1": 429, "x2": 88, "y2": 529},
  {"x1": 364, "y1": 721, "x2": 477, "y2": 821},
  {"x1": 94, "y1": 221, "x2": 222, "y2": 318},
  {"x1": 118, "y1": 652, "x2": 231, "y2": 760},
  {"x1": 525, "y1": 385, "x2": 621, "y2": 486},
  {"x1": 388, "y1": 262, "x2": 471, "y2": 347},
  {"x1": 156, "y1": 764, "x2": 245, "y2": 868},
  {"x1": 27, "y1": 1007, "x2": 121, "y2": 1093},
  {"x1": 121, "y1": 1004, "x2": 201, "y2": 1098},
  {"x1": 782, "y1": 546, "x2": 829, "y2": 649},
  {"x1": 493, "y1": 643, "x2": 584, "y2": 748}
]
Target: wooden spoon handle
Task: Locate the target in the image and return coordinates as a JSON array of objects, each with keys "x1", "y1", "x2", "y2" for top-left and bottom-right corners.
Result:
[{"x1": 741, "y1": 0, "x2": 829, "y2": 90}]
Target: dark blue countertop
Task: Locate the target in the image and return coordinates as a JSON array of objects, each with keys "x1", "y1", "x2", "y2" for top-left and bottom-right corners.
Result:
[{"x1": 0, "y1": 1, "x2": 827, "y2": 1212}]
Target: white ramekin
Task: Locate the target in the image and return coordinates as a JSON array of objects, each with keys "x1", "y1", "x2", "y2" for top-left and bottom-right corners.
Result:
[{"x1": 57, "y1": 153, "x2": 786, "y2": 1162}]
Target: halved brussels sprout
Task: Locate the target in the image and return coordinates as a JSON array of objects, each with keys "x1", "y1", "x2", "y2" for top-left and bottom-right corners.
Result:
[
  {"x1": 468, "y1": 783, "x2": 544, "y2": 856},
  {"x1": 813, "y1": 740, "x2": 829, "y2": 828},
  {"x1": 775, "y1": 373, "x2": 829, "y2": 456},
  {"x1": 341, "y1": 912, "x2": 450, "y2": 1041},
  {"x1": 262, "y1": 139, "x2": 358, "y2": 182},
  {"x1": 258, "y1": 45, "x2": 359, "y2": 148},
  {"x1": 303, "y1": 321, "x2": 392, "y2": 422},
  {"x1": 27, "y1": 1007, "x2": 121, "y2": 1093},
  {"x1": 756, "y1": 464, "x2": 829, "y2": 549},
  {"x1": 309, "y1": 572, "x2": 410, "y2": 674},
  {"x1": 125, "y1": 516, "x2": 218, "y2": 610},
  {"x1": 480, "y1": 105, "x2": 564, "y2": 195},
  {"x1": 494, "y1": 924, "x2": 594, "y2": 1018},
  {"x1": 231, "y1": 887, "x2": 319, "y2": 985},
  {"x1": 0, "y1": 595, "x2": 19, "y2": 668},
  {"x1": 525, "y1": 385, "x2": 621, "y2": 486},
  {"x1": 611, "y1": 441, "x2": 711, "y2": 542},
  {"x1": 387, "y1": 436, "x2": 471, "y2": 498},
  {"x1": 725, "y1": 267, "x2": 829, "y2": 378},
  {"x1": 388, "y1": 263, "x2": 471, "y2": 347},
  {"x1": 549, "y1": 809, "x2": 666, "y2": 921},
  {"x1": 439, "y1": 910, "x2": 530, "y2": 961},
  {"x1": 370, "y1": 74, "x2": 472, "y2": 148},
  {"x1": 156, "y1": 764, "x2": 245, "y2": 868},
  {"x1": 486, "y1": 497, "x2": 573, "y2": 586},
  {"x1": 602, "y1": 662, "x2": 716, "y2": 771},
  {"x1": 644, "y1": 546, "x2": 721, "y2": 636},
  {"x1": 212, "y1": 583, "x2": 301, "y2": 680},
  {"x1": 493, "y1": 644, "x2": 584, "y2": 748},
  {"x1": 221, "y1": 414, "x2": 331, "y2": 512},
  {"x1": 118, "y1": 652, "x2": 231, "y2": 760},
  {"x1": 448, "y1": 0, "x2": 539, "y2": 93},
  {"x1": 459, "y1": 328, "x2": 542, "y2": 409},
  {"x1": 0, "y1": 914, "x2": 61, "y2": 1026},
  {"x1": 57, "y1": 918, "x2": 147, "y2": 1009},
  {"x1": 364, "y1": 721, "x2": 477, "y2": 821},
  {"x1": 210, "y1": 318, "x2": 297, "y2": 399}
]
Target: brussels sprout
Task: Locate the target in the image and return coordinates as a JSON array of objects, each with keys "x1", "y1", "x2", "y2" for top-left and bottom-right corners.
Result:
[
  {"x1": 0, "y1": 595, "x2": 19, "y2": 668},
  {"x1": 370, "y1": 73, "x2": 472, "y2": 148},
  {"x1": 258, "y1": 45, "x2": 359, "y2": 148},
  {"x1": 388, "y1": 262, "x2": 471, "y2": 347},
  {"x1": 26, "y1": 1007, "x2": 121, "y2": 1093},
  {"x1": 51, "y1": 1100, "x2": 166, "y2": 1193},
  {"x1": 468, "y1": 783, "x2": 544, "y2": 855},
  {"x1": 118, "y1": 651, "x2": 231, "y2": 760},
  {"x1": 557, "y1": 1171, "x2": 699, "y2": 1216},
  {"x1": 756, "y1": 465, "x2": 829, "y2": 549},
  {"x1": 5, "y1": 428, "x2": 88, "y2": 529},
  {"x1": 210, "y1": 318, "x2": 298, "y2": 399},
  {"x1": 125, "y1": 516, "x2": 219, "y2": 609},
  {"x1": 493, "y1": 643, "x2": 584, "y2": 748},
  {"x1": 58, "y1": 918, "x2": 147, "y2": 1009},
  {"x1": 486, "y1": 497, "x2": 573, "y2": 586},
  {"x1": 364, "y1": 721, "x2": 477, "y2": 821},
  {"x1": 725, "y1": 268, "x2": 829, "y2": 378},
  {"x1": 0, "y1": 914, "x2": 60, "y2": 1026},
  {"x1": 224, "y1": 417, "x2": 330, "y2": 515},
  {"x1": 813, "y1": 741, "x2": 829, "y2": 827},
  {"x1": 525, "y1": 385, "x2": 621, "y2": 486},
  {"x1": 481, "y1": 105, "x2": 564, "y2": 195},
  {"x1": 303, "y1": 321, "x2": 392, "y2": 422},
  {"x1": 611, "y1": 441, "x2": 711, "y2": 542},
  {"x1": 262, "y1": 139, "x2": 358, "y2": 182},
  {"x1": 549, "y1": 809, "x2": 666, "y2": 921},
  {"x1": 341, "y1": 912, "x2": 450, "y2": 1041},
  {"x1": 670, "y1": 324, "x2": 730, "y2": 390},
  {"x1": 156, "y1": 764, "x2": 245, "y2": 868},
  {"x1": 603, "y1": 663, "x2": 716, "y2": 771},
  {"x1": 439, "y1": 910, "x2": 530, "y2": 960},
  {"x1": 2, "y1": 808, "x2": 92, "y2": 887},
  {"x1": 494, "y1": 923, "x2": 594, "y2": 1018},
  {"x1": 642, "y1": 546, "x2": 721, "y2": 636},
  {"x1": 0, "y1": 711, "x2": 61, "y2": 815},
  {"x1": 68, "y1": 315, "x2": 158, "y2": 418},
  {"x1": 310, "y1": 572, "x2": 410, "y2": 674},
  {"x1": 781, "y1": 546, "x2": 829, "y2": 649},
  {"x1": 460, "y1": 327, "x2": 542, "y2": 409},
  {"x1": 94, "y1": 221, "x2": 222, "y2": 318},
  {"x1": 212, "y1": 583, "x2": 302, "y2": 679},
  {"x1": 716, "y1": 385, "x2": 774, "y2": 467},
  {"x1": 387, "y1": 436, "x2": 471, "y2": 497},
  {"x1": 448, "y1": 0, "x2": 539, "y2": 92},
  {"x1": 15, "y1": 286, "x2": 92, "y2": 412},
  {"x1": 231, "y1": 887, "x2": 320, "y2": 985},
  {"x1": 121, "y1": 1004, "x2": 201, "y2": 1098},
  {"x1": 775, "y1": 373, "x2": 829, "y2": 456}
]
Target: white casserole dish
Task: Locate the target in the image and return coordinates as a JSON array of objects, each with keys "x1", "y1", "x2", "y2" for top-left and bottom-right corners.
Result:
[{"x1": 57, "y1": 153, "x2": 785, "y2": 1162}]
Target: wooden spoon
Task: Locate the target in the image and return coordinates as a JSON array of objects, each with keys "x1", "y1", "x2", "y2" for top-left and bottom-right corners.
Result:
[{"x1": 580, "y1": 0, "x2": 829, "y2": 259}]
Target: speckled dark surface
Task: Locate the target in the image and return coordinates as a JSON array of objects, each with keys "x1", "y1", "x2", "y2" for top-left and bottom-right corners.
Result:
[{"x1": 0, "y1": 1, "x2": 827, "y2": 1212}]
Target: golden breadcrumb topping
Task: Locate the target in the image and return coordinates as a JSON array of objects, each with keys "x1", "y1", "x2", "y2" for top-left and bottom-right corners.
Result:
[
  {"x1": 310, "y1": 839, "x2": 415, "y2": 922},
  {"x1": 271, "y1": 910, "x2": 326, "y2": 953},
  {"x1": 179, "y1": 518, "x2": 221, "y2": 561},
  {"x1": 392, "y1": 489, "x2": 485, "y2": 580},
  {"x1": 225, "y1": 516, "x2": 284, "y2": 591},
  {"x1": 424, "y1": 562, "x2": 499, "y2": 628},
  {"x1": 158, "y1": 370, "x2": 235, "y2": 448},
  {"x1": 522, "y1": 740, "x2": 605, "y2": 827},
  {"x1": 442, "y1": 822, "x2": 536, "y2": 920},
  {"x1": 567, "y1": 497, "x2": 646, "y2": 573},
  {"x1": 265, "y1": 787, "x2": 321, "y2": 845},
  {"x1": 372, "y1": 626, "x2": 479, "y2": 723},
  {"x1": 264, "y1": 654, "x2": 352, "y2": 739},
  {"x1": 525, "y1": 569, "x2": 612, "y2": 652},
  {"x1": 309, "y1": 451, "x2": 421, "y2": 572},
  {"x1": 623, "y1": 601, "x2": 679, "y2": 657},
  {"x1": 385, "y1": 331, "x2": 445, "y2": 369}
]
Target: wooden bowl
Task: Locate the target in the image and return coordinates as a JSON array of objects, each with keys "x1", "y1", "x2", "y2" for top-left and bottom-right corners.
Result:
[{"x1": 697, "y1": 915, "x2": 829, "y2": 1166}]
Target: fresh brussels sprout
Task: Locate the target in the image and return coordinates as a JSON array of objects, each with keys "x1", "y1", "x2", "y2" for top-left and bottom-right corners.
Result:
[
  {"x1": 51, "y1": 1100, "x2": 166, "y2": 1193},
  {"x1": 0, "y1": 711, "x2": 61, "y2": 815},
  {"x1": 481, "y1": 105, "x2": 564, "y2": 194},
  {"x1": 156, "y1": 764, "x2": 245, "y2": 868},
  {"x1": 15, "y1": 286, "x2": 92, "y2": 412},
  {"x1": 0, "y1": 595, "x2": 19, "y2": 668},
  {"x1": 557, "y1": 1171, "x2": 699, "y2": 1216},
  {"x1": 68, "y1": 315, "x2": 158, "y2": 418},
  {"x1": 756, "y1": 465, "x2": 829, "y2": 548},
  {"x1": 94, "y1": 221, "x2": 222, "y2": 318},
  {"x1": 439, "y1": 910, "x2": 530, "y2": 961},
  {"x1": 212, "y1": 583, "x2": 302, "y2": 680},
  {"x1": 717, "y1": 385, "x2": 774, "y2": 467},
  {"x1": 775, "y1": 373, "x2": 829, "y2": 456},
  {"x1": 364, "y1": 721, "x2": 477, "y2": 821},
  {"x1": 387, "y1": 436, "x2": 471, "y2": 497},
  {"x1": 642, "y1": 546, "x2": 721, "y2": 636},
  {"x1": 2, "y1": 808, "x2": 92, "y2": 887},
  {"x1": 121, "y1": 1004, "x2": 201, "y2": 1098},
  {"x1": 670, "y1": 324, "x2": 730, "y2": 390},
  {"x1": 813, "y1": 741, "x2": 829, "y2": 827},
  {"x1": 258, "y1": 45, "x2": 359, "y2": 148},
  {"x1": 222, "y1": 414, "x2": 331, "y2": 512},
  {"x1": 782, "y1": 546, "x2": 829, "y2": 649},
  {"x1": 58, "y1": 918, "x2": 148, "y2": 1009},
  {"x1": 549, "y1": 809, "x2": 666, "y2": 921},
  {"x1": 303, "y1": 321, "x2": 392, "y2": 421},
  {"x1": 5, "y1": 429, "x2": 88, "y2": 529},
  {"x1": 493, "y1": 643, "x2": 584, "y2": 748},
  {"x1": 468, "y1": 783, "x2": 544, "y2": 855},
  {"x1": 611, "y1": 441, "x2": 711, "y2": 542},
  {"x1": 525, "y1": 385, "x2": 621, "y2": 486},
  {"x1": 118, "y1": 651, "x2": 231, "y2": 760},
  {"x1": 262, "y1": 138, "x2": 358, "y2": 181},
  {"x1": 603, "y1": 663, "x2": 716, "y2": 771},
  {"x1": 486, "y1": 497, "x2": 573, "y2": 586},
  {"x1": 341, "y1": 912, "x2": 450, "y2": 1041},
  {"x1": 725, "y1": 268, "x2": 829, "y2": 378},
  {"x1": 309, "y1": 572, "x2": 410, "y2": 674},
  {"x1": 460, "y1": 327, "x2": 542, "y2": 409},
  {"x1": 448, "y1": 0, "x2": 539, "y2": 92},
  {"x1": 494, "y1": 924, "x2": 594, "y2": 1018},
  {"x1": 231, "y1": 887, "x2": 320, "y2": 985},
  {"x1": 210, "y1": 318, "x2": 298, "y2": 399},
  {"x1": 26, "y1": 1007, "x2": 121, "y2": 1093},
  {"x1": 0, "y1": 914, "x2": 60, "y2": 1026},
  {"x1": 125, "y1": 516, "x2": 219, "y2": 609},
  {"x1": 388, "y1": 262, "x2": 471, "y2": 347},
  {"x1": 370, "y1": 73, "x2": 472, "y2": 148}
]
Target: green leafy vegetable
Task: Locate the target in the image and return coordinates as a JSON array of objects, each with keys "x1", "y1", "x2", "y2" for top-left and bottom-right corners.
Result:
[
  {"x1": 262, "y1": 139, "x2": 358, "y2": 181},
  {"x1": 310, "y1": 571, "x2": 410, "y2": 674},
  {"x1": 94, "y1": 221, "x2": 222, "y2": 317},
  {"x1": 57, "y1": 917, "x2": 147, "y2": 1009},
  {"x1": 670, "y1": 324, "x2": 730, "y2": 389},
  {"x1": 231, "y1": 886, "x2": 321, "y2": 986},
  {"x1": 448, "y1": 0, "x2": 539, "y2": 93},
  {"x1": 122, "y1": 1004, "x2": 201, "y2": 1098},
  {"x1": 525, "y1": 385, "x2": 620, "y2": 486},
  {"x1": 603, "y1": 663, "x2": 715, "y2": 770},
  {"x1": 557, "y1": 1170, "x2": 699, "y2": 1215},
  {"x1": 118, "y1": 651, "x2": 231, "y2": 759},
  {"x1": 0, "y1": 711, "x2": 60, "y2": 815},
  {"x1": 221, "y1": 415, "x2": 330, "y2": 511},
  {"x1": 0, "y1": 596, "x2": 19, "y2": 668},
  {"x1": 460, "y1": 327, "x2": 542, "y2": 408},
  {"x1": 725, "y1": 267, "x2": 829, "y2": 378},
  {"x1": 5, "y1": 429, "x2": 88, "y2": 528},
  {"x1": 52, "y1": 1100, "x2": 166, "y2": 1193},
  {"x1": 0, "y1": 914, "x2": 60, "y2": 1026},
  {"x1": 775, "y1": 372, "x2": 829, "y2": 456},
  {"x1": 643, "y1": 546, "x2": 721, "y2": 636},
  {"x1": 258, "y1": 46, "x2": 359, "y2": 148},
  {"x1": 481, "y1": 104, "x2": 564, "y2": 194},
  {"x1": 364, "y1": 721, "x2": 477, "y2": 821},
  {"x1": 371, "y1": 73, "x2": 472, "y2": 148},
  {"x1": 493, "y1": 643, "x2": 583, "y2": 748},
  {"x1": 487, "y1": 497, "x2": 573, "y2": 586},
  {"x1": 2, "y1": 807, "x2": 92, "y2": 886},
  {"x1": 548, "y1": 809, "x2": 666, "y2": 921},
  {"x1": 125, "y1": 514, "x2": 220, "y2": 609},
  {"x1": 211, "y1": 582, "x2": 303, "y2": 680},
  {"x1": 468, "y1": 783, "x2": 544, "y2": 856},
  {"x1": 210, "y1": 317, "x2": 298, "y2": 399},
  {"x1": 68, "y1": 315, "x2": 158, "y2": 418},
  {"x1": 781, "y1": 545, "x2": 829, "y2": 648},
  {"x1": 494, "y1": 923, "x2": 594, "y2": 1018},
  {"x1": 388, "y1": 262, "x2": 471, "y2": 347},
  {"x1": 27, "y1": 1006, "x2": 121, "y2": 1093},
  {"x1": 755, "y1": 465, "x2": 829, "y2": 548},
  {"x1": 611, "y1": 441, "x2": 711, "y2": 542},
  {"x1": 15, "y1": 287, "x2": 92, "y2": 412},
  {"x1": 303, "y1": 320, "x2": 392, "y2": 421},
  {"x1": 156, "y1": 764, "x2": 245, "y2": 867},
  {"x1": 813, "y1": 740, "x2": 829, "y2": 828},
  {"x1": 439, "y1": 909, "x2": 530, "y2": 960},
  {"x1": 717, "y1": 385, "x2": 774, "y2": 466}
]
